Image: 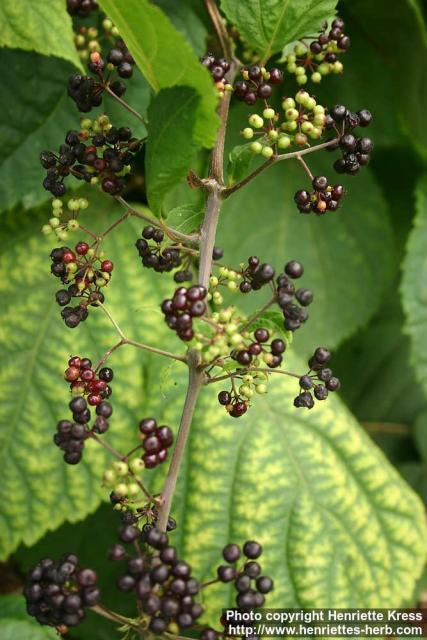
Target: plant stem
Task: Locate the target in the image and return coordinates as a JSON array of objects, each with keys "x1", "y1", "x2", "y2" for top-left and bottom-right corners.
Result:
[
  {"x1": 115, "y1": 196, "x2": 199, "y2": 244},
  {"x1": 104, "y1": 84, "x2": 146, "y2": 125},
  {"x1": 90, "y1": 603, "x2": 140, "y2": 630},
  {"x1": 297, "y1": 154, "x2": 314, "y2": 180},
  {"x1": 204, "y1": 0, "x2": 233, "y2": 60},
  {"x1": 239, "y1": 296, "x2": 276, "y2": 333},
  {"x1": 156, "y1": 60, "x2": 238, "y2": 532},
  {"x1": 97, "y1": 302, "x2": 187, "y2": 363},
  {"x1": 157, "y1": 351, "x2": 204, "y2": 530},
  {"x1": 223, "y1": 138, "x2": 339, "y2": 198}
]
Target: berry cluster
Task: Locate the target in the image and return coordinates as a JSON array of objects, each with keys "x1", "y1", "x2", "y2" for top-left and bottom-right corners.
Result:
[
  {"x1": 234, "y1": 329, "x2": 286, "y2": 369},
  {"x1": 136, "y1": 226, "x2": 182, "y2": 274},
  {"x1": 275, "y1": 260, "x2": 312, "y2": 332},
  {"x1": 111, "y1": 526, "x2": 204, "y2": 634},
  {"x1": 139, "y1": 418, "x2": 174, "y2": 469},
  {"x1": 326, "y1": 105, "x2": 373, "y2": 175},
  {"x1": 294, "y1": 176, "x2": 345, "y2": 215},
  {"x1": 201, "y1": 54, "x2": 232, "y2": 96},
  {"x1": 203, "y1": 541, "x2": 273, "y2": 639},
  {"x1": 238, "y1": 256, "x2": 275, "y2": 293},
  {"x1": 41, "y1": 197, "x2": 89, "y2": 241},
  {"x1": 51, "y1": 243, "x2": 113, "y2": 327},
  {"x1": 64, "y1": 356, "x2": 114, "y2": 403},
  {"x1": 25, "y1": 555, "x2": 100, "y2": 629},
  {"x1": 294, "y1": 347, "x2": 340, "y2": 408},
  {"x1": 243, "y1": 91, "x2": 326, "y2": 158},
  {"x1": 54, "y1": 396, "x2": 112, "y2": 464},
  {"x1": 218, "y1": 389, "x2": 248, "y2": 418},
  {"x1": 283, "y1": 17, "x2": 350, "y2": 85},
  {"x1": 67, "y1": 0, "x2": 98, "y2": 17},
  {"x1": 161, "y1": 285, "x2": 207, "y2": 341},
  {"x1": 41, "y1": 120, "x2": 140, "y2": 196},
  {"x1": 234, "y1": 65, "x2": 283, "y2": 105}
]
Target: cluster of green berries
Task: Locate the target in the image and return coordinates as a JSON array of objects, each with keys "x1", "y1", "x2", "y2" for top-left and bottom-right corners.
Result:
[
  {"x1": 64, "y1": 356, "x2": 113, "y2": 404},
  {"x1": 73, "y1": 19, "x2": 121, "y2": 62},
  {"x1": 294, "y1": 176, "x2": 345, "y2": 215},
  {"x1": 243, "y1": 90, "x2": 326, "y2": 157},
  {"x1": 294, "y1": 347, "x2": 340, "y2": 408},
  {"x1": 103, "y1": 458, "x2": 146, "y2": 504},
  {"x1": 54, "y1": 396, "x2": 112, "y2": 464},
  {"x1": 283, "y1": 17, "x2": 350, "y2": 85},
  {"x1": 41, "y1": 116, "x2": 140, "y2": 196},
  {"x1": 41, "y1": 197, "x2": 89, "y2": 240},
  {"x1": 209, "y1": 256, "x2": 275, "y2": 301},
  {"x1": 234, "y1": 65, "x2": 283, "y2": 105},
  {"x1": 51, "y1": 242, "x2": 113, "y2": 327},
  {"x1": 25, "y1": 554, "x2": 100, "y2": 630}
]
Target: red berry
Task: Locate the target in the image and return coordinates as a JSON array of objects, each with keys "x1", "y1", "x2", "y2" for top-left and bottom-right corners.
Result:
[
  {"x1": 101, "y1": 260, "x2": 114, "y2": 272},
  {"x1": 81, "y1": 369, "x2": 95, "y2": 382},
  {"x1": 88, "y1": 394, "x2": 102, "y2": 406},
  {"x1": 68, "y1": 356, "x2": 81, "y2": 368},
  {"x1": 64, "y1": 366, "x2": 80, "y2": 382},
  {"x1": 76, "y1": 242, "x2": 89, "y2": 255},
  {"x1": 62, "y1": 251, "x2": 76, "y2": 264}
]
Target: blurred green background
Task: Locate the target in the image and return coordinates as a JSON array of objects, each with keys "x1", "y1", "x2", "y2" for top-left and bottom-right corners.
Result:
[{"x1": 1, "y1": 0, "x2": 427, "y2": 638}]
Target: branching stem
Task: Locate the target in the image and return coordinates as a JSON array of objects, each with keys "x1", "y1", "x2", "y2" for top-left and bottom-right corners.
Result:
[{"x1": 104, "y1": 84, "x2": 146, "y2": 125}]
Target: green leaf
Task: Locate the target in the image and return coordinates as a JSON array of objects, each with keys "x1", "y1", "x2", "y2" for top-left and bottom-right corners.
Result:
[
  {"x1": 248, "y1": 309, "x2": 293, "y2": 344},
  {"x1": 401, "y1": 173, "x2": 427, "y2": 398},
  {"x1": 0, "y1": 197, "x2": 182, "y2": 559},
  {"x1": 343, "y1": 0, "x2": 427, "y2": 160},
  {"x1": 97, "y1": 0, "x2": 219, "y2": 148},
  {"x1": 0, "y1": 0, "x2": 82, "y2": 70},
  {"x1": 145, "y1": 87, "x2": 200, "y2": 215},
  {"x1": 165, "y1": 204, "x2": 203, "y2": 235},
  {"x1": 227, "y1": 143, "x2": 255, "y2": 185},
  {"x1": 220, "y1": 0, "x2": 338, "y2": 62},
  {"x1": 334, "y1": 295, "x2": 426, "y2": 426},
  {"x1": 0, "y1": 51, "x2": 150, "y2": 214},
  {"x1": 152, "y1": 0, "x2": 208, "y2": 56},
  {"x1": 176, "y1": 350, "x2": 426, "y2": 615},
  {"x1": 0, "y1": 596, "x2": 57, "y2": 639}
]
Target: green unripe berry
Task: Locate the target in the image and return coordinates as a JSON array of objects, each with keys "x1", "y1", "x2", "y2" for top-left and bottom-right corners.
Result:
[
  {"x1": 263, "y1": 352, "x2": 274, "y2": 365},
  {"x1": 313, "y1": 105, "x2": 325, "y2": 115},
  {"x1": 103, "y1": 469, "x2": 116, "y2": 486},
  {"x1": 102, "y1": 18, "x2": 113, "y2": 30},
  {"x1": 249, "y1": 114, "x2": 264, "y2": 129},
  {"x1": 282, "y1": 121, "x2": 297, "y2": 133},
  {"x1": 57, "y1": 230, "x2": 68, "y2": 241},
  {"x1": 128, "y1": 483, "x2": 140, "y2": 497},
  {"x1": 52, "y1": 198, "x2": 63, "y2": 209},
  {"x1": 49, "y1": 217, "x2": 60, "y2": 228},
  {"x1": 301, "y1": 121, "x2": 314, "y2": 134},
  {"x1": 250, "y1": 141, "x2": 263, "y2": 154},
  {"x1": 296, "y1": 74, "x2": 308, "y2": 85},
  {"x1": 278, "y1": 135, "x2": 291, "y2": 149},
  {"x1": 78, "y1": 198, "x2": 89, "y2": 209},
  {"x1": 80, "y1": 118, "x2": 92, "y2": 130},
  {"x1": 67, "y1": 220, "x2": 80, "y2": 231},
  {"x1": 42, "y1": 224, "x2": 52, "y2": 235},
  {"x1": 228, "y1": 281, "x2": 238, "y2": 291},
  {"x1": 263, "y1": 108, "x2": 275, "y2": 119},
  {"x1": 256, "y1": 384, "x2": 268, "y2": 394},
  {"x1": 114, "y1": 483, "x2": 128, "y2": 497},
  {"x1": 129, "y1": 458, "x2": 145, "y2": 473},
  {"x1": 318, "y1": 63, "x2": 330, "y2": 75},
  {"x1": 287, "y1": 62, "x2": 297, "y2": 73},
  {"x1": 239, "y1": 385, "x2": 254, "y2": 398},
  {"x1": 113, "y1": 461, "x2": 128, "y2": 476},
  {"x1": 305, "y1": 97, "x2": 316, "y2": 111},
  {"x1": 311, "y1": 72, "x2": 322, "y2": 83},
  {"x1": 210, "y1": 276, "x2": 219, "y2": 286},
  {"x1": 268, "y1": 129, "x2": 279, "y2": 141},
  {"x1": 287, "y1": 54, "x2": 296, "y2": 63},
  {"x1": 261, "y1": 146, "x2": 274, "y2": 159},
  {"x1": 282, "y1": 97, "x2": 295, "y2": 110},
  {"x1": 286, "y1": 108, "x2": 299, "y2": 121},
  {"x1": 111, "y1": 26, "x2": 120, "y2": 37},
  {"x1": 295, "y1": 66, "x2": 305, "y2": 76},
  {"x1": 313, "y1": 114, "x2": 325, "y2": 127},
  {"x1": 295, "y1": 90, "x2": 310, "y2": 105},
  {"x1": 309, "y1": 127, "x2": 322, "y2": 139},
  {"x1": 333, "y1": 61, "x2": 344, "y2": 74},
  {"x1": 243, "y1": 127, "x2": 254, "y2": 139},
  {"x1": 67, "y1": 263, "x2": 77, "y2": 274},
  {"x1": 295, "y1": 44, "x2": 306, "y2": 57}
]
